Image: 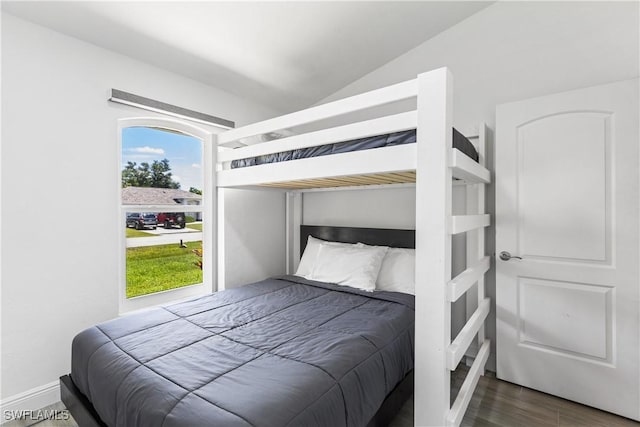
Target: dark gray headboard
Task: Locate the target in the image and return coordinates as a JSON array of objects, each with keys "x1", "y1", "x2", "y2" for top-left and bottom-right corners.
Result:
[{"x1": 300, "y1": 225, "x2": 415, "y2": 255}]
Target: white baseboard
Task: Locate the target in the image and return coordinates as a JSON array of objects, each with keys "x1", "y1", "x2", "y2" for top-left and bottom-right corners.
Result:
[{"x1": 0, "y1": 381, "x2": 60, "y2": 414}]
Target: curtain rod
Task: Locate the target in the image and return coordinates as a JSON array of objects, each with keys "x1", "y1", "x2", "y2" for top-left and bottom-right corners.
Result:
[{"x1": 109, "y1": 89, "x2": 235, "y2": 129}]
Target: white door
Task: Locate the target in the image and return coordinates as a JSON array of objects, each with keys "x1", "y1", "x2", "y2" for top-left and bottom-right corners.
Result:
[{"x1": 495, "y1": 79, "x2": 639, "y2": 420}]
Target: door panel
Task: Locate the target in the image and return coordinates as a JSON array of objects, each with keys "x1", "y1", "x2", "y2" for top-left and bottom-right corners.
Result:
[
  {"x1": 496, "y1": 79, "x2": 639, "y2": 420},
  {"x1": 518, "y1": 112, "x2": 611, "y2": 262},
  {"x1": 518, "y1": 277, "x2": 612, "y2": 361}
]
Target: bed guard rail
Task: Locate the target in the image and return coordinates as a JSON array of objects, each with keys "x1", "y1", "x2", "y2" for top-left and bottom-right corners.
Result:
[{"x1": 218, "y1": 79, "x2": 418, "y2": 147}]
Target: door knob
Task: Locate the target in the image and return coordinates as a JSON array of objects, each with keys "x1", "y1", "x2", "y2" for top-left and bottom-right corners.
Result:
[{"x1": 499, "y1": 251, "x2": 522, "y2": 261}]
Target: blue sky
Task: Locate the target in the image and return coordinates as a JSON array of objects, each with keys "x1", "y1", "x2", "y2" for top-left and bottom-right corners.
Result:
[{"x1": 122, "y1": 127, "x2": 203, "y2": 191}]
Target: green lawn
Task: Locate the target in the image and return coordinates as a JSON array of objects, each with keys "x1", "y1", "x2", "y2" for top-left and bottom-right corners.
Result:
[
  {"x1": 187, "y1": 223, "x2": 203, "y2": 231},
  {"x1": 126, "y1": 241, "x2": 202, "y2": 298},
  {"x1": 125, "y1": 228, "x2": 157, "y2": 238}
]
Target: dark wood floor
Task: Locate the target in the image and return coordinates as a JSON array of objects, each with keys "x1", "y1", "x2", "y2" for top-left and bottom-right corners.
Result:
[
  {"x1": 5, "y1": 372, "x2": 639, "y2": 427},
  {"x1": 390, "y1": 367, "x2": 640, "y2": 427}
]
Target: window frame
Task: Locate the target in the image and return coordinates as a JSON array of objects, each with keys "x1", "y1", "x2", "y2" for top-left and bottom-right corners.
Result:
[{"x1": 118, "y1": 117, "x2": 215, "y2": 314}]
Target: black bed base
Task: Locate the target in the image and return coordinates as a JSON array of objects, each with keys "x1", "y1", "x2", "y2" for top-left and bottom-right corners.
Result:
[
  {"x1": 60, "y1": 371, "x2": 413, "y2": 427},
  {"x1": 60, "y1": 375, "x2": 107, "y2": 427},
  {"x1": 366, "y1": 370, "x2": 414, "y2": 427}
]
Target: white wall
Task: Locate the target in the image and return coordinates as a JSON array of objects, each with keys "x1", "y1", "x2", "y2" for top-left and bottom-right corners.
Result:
[
  {"x1": 0, "y1": 13, "x2": 284, "y2": 406},
  {"x1": 322, "y1": 1, "x2": 639, "y2": 131},
  {"x1": 313, "y1": 1, "x2": 639, "y2": 371},
  {"x1": 304, "y1": 187, "x2": 415, "y2": 229},
  {"x1": 221, "y1": 188, "x2": 286, "y2": 289}
]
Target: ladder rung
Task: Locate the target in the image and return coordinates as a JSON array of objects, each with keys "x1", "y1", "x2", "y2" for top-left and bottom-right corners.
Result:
[
  {"x1": 447, "y1": 298, "x2": 490, "y2": 370},
  {"x1": 450, "y1": 149, "x2": 491, "y2": 184},
  {"x1": 447, "y1": 256, "x2": 490, "y2": 302},
  {"x1": 447, "y1": 339, "x2": 491, "y2": 427},
  {"x1": 449, "y1": 214, "x2": 490, "y2": 234}
]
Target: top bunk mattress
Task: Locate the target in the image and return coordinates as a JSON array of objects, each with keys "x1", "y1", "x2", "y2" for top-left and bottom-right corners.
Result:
[{"x1": 230, "y1": 128, "x2": 478, "y2": 169}]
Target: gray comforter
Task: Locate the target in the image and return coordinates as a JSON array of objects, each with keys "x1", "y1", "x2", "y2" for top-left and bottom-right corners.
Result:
[{"x1": 71, "y1": 276, "x2": 415, "y2": 427}]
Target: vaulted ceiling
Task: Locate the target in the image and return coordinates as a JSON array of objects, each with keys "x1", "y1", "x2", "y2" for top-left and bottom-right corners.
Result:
[{"x1": 2, "y1": 1, "x2": 492, "y2": 112}]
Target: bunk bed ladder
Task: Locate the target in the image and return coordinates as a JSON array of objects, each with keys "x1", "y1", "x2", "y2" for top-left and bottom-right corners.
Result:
[{"x1": 446, "y1": 123, "x2": 492, "y2": 427}]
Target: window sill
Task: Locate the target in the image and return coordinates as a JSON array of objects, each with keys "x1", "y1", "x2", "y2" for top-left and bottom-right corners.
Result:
[{"x1": 119, "y1": 281, "x2": 211, "y2": 315}]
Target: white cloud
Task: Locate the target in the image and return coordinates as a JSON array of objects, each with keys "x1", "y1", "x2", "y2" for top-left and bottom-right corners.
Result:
[
  {"x1": 129, "y1": 146, "x2": 165, "y2": 155},
  {"x1": 172, "y1": 175, "x2": 182, "y2": 182},
  {"x1": 172, "y1": 165, "x2": 203, "y2": 191},
  {"x1": 191, "y1": 163, "x2": 201, "y2": 168},
  {"x1": 125, "y1": 154, "x2": 152, "y2": 160}
]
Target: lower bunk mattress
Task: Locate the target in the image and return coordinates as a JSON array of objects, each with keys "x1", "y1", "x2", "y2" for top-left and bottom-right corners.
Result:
[
  {"x1": 71, "y1": 275, "x2": 415, "y2": 427},
  {"x1": 231, "y1": 128, "x2": 478, "y2": 168}
]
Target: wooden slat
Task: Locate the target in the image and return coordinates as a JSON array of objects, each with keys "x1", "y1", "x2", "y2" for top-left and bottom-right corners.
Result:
[
  {"x1": 450, "y1": 148, "x2": 491, "y2": 183},
  {"x1": 218, "y1": 111, "x2": 417, "y2": 162},
  {"x1": 218, "y1": 79, "x2": 418, "y2": 145},
  {"x1": 447, "y1": 256, "x2": 490, "y2": 302},
  {"x1": 395, "y1": 171, "x2": 418, "y2": 179},
  {"x1": 297, "y1": 182, "x2": 416, "y2": 193},
  {"x1": 448, "y1": 298, "x2": 490, "y2": 370},
  {"x1": 447, "y1": 340, "x2": 491, "y2": 427},
  {"x1": 264, "y1": 171, "x2": 420, "y2": 188},
  {"x1": 256, "y1": 171, "x2": 417, "y2": 189},
  {"x1": 449, "y1": 214, "x2": 490, "y2": 235}
]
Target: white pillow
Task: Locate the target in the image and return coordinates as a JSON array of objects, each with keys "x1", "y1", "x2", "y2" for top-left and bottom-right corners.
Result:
[
  {"x1": 376, "y1": 247, "x2": 415, "y2": 295},
  {"x1": 295, "y1": 236, "x2": 360, "y2": 278},
  {"x1": 308, "y1": 243, "x2": 388, "y2": 292}
]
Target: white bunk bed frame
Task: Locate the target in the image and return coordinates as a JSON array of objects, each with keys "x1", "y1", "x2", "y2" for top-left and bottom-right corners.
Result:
[{"x1": 214, "y1": 67, "x2": 491, "y2": 427}]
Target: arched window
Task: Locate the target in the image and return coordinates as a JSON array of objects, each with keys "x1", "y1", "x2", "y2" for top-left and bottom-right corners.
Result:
[{"x1": 119, "y1": 118, "x2": 213, "y2": 313}]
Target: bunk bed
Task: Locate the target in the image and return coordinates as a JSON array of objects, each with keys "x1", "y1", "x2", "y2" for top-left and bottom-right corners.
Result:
[
  {"x1": 61, "y1": 67, "x2": 491, "y2": 427},
  {"x1": 215, "y1": 67, "x2": 492, "y2": 426}
]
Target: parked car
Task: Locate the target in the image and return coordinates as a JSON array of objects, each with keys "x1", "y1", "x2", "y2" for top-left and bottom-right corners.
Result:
[
  {"x1": 126, "y1": 213, "x2": 158, "y2": 230},
  {"x1": 157, "y1": 212, "x2": 186, "y2": 229}
]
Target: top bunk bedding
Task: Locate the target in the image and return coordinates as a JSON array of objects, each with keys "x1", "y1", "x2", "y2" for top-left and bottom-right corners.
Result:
[
  {"x1": 230, "y1": 128, "x2": 478, "y2": 169},
  {"x1": 71, "y1": 275, "x2": 414, "y2": 427}
]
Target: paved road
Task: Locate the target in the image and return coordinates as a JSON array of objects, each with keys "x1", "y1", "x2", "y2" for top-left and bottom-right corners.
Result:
[{"x1": 126, "y1": 224, "x2": 203, "y2": 248}]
